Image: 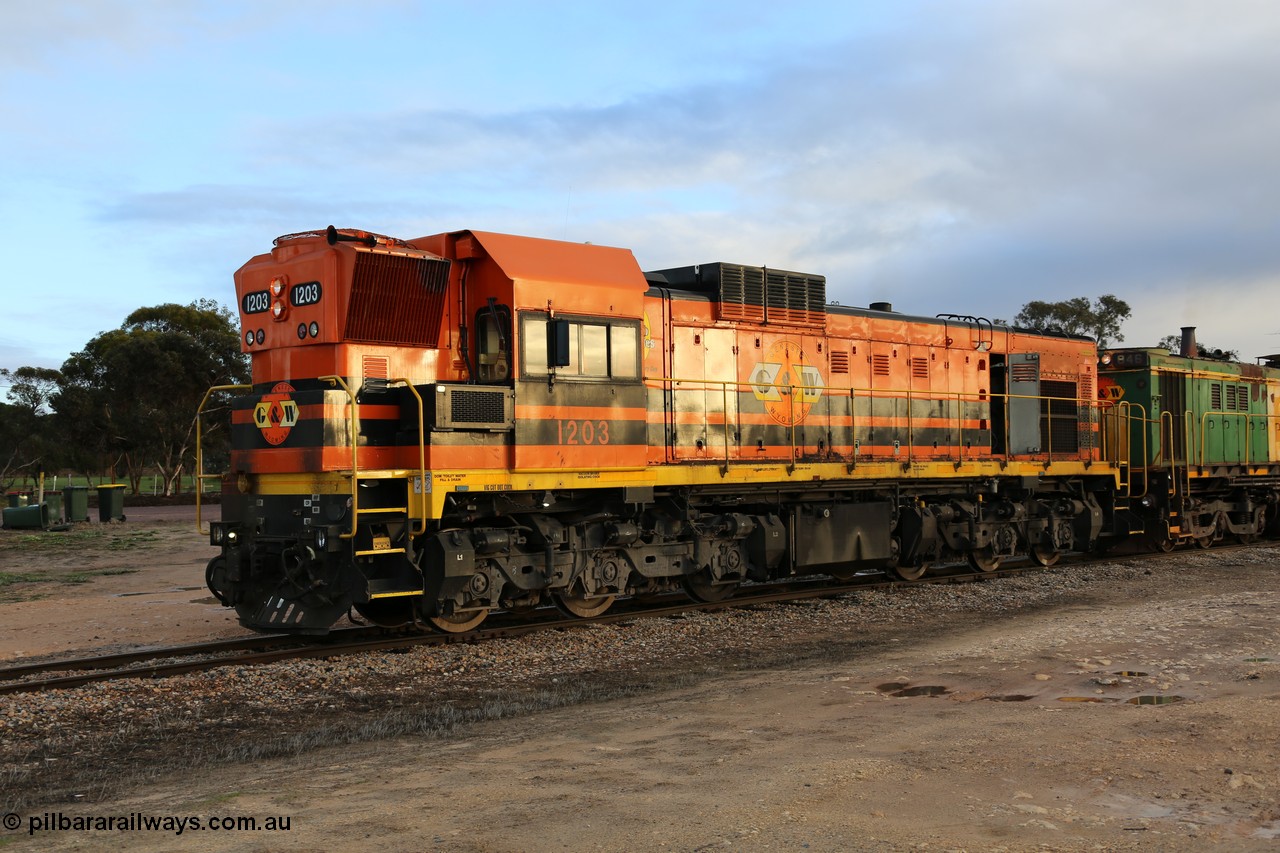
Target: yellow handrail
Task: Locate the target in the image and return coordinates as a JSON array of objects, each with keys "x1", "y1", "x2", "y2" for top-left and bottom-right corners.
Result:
[
  {"x1": 194, "y1": 383, "x2": 253, "y2": 535},
  {"x1": 390, "y1": 378, "x2": 428, "y2": 536},
  {"x1": 660, "y1": 374, "x2": 1103, "y2": 466}
]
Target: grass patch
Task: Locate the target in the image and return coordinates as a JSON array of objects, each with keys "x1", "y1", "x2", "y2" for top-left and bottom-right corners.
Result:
[
  {"x1": 0, "y1": 527, "x2": 163, "y2": 555},
  {"x1": 0, "y1": 567, "x2": 140, "y2": 601},
  {"x1": 0, "y1": 571, "x2": 51, "y2": 587}
]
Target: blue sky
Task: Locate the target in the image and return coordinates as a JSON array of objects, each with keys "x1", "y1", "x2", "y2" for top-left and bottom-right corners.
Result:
[{"x1": 4, "y1": 0, "x2": 1280, "y2": 383}]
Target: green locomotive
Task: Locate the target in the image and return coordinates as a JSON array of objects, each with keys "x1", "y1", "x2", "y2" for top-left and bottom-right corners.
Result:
[{"x1": 1099, "y1": 329, "x2": 1280, "y2": 548}]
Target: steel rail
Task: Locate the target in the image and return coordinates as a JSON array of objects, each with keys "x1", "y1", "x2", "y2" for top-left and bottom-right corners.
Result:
[{"x1": 0, "y1": 540, "x2": 1271, "y2": 697}]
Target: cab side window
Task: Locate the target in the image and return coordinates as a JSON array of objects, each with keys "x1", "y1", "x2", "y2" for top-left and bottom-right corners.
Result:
[
  {"x1": 475, "y1": 303, "x2": 512, "y2": 383},
  {"x1": 521, "y1": 314, "x2": 640, "y2": 380}
]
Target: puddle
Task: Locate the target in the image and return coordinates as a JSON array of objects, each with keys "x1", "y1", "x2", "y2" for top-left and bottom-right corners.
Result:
[
  {"x1": 890, "y1": 685, "x2": 950, "y2": 698},
  {"x1": 1244, "y1": 657, "x2": 1272, "y2": 663},
  {"x1": 1113, "y1": 671, "x2": 1147, "y2": 677},
  {"x1": 1058, "y1": 696, "x2": 1114, "y2": 703},
  {"x1": 1127, "y1": 695, "x2": 1185, "y2": 706},
  {"x1": 876, "y1": 682, "x2": 911, "y2": 693},
  {"x1": 985, "y1": 694, "x2": 1033, "y2": 702},
  {"x1": 190, "y1": 596, "x2": 221, "y2": 605}
]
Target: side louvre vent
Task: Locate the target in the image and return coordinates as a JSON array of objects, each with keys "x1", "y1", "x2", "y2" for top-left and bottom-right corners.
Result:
[
  {"x1": 646, "y1": 262, "x2": 826, "y2": 328},
  {"x1": 829, "y1": 350, "x2": 850, "y2": 374},
  {"x1": 717, "y1": 265, "x2": 766, "y2": 322},
  {"x1": 763, "y1": 268, "x2": 826, "y2": 327},
  {"x1": 911, "y1": 357, "x2": 929, "y2": 379},
  {"x1": 1011, "y1": 361, "x2": 1039, "y2": 383},
  {"x1": 347, "y1": 251, "x2": 451, "y2": 346},
  {"x1": 872, "y1": 354, "x2": 891, "y2": 377}
]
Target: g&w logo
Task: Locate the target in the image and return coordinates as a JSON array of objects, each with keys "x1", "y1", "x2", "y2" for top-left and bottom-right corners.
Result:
[
  {"x1": 254, "y1": 382, "x2": 299, "y2": 445},
  {"x1": 750, "y1": 340, "x2": 823, "y2": 425}
]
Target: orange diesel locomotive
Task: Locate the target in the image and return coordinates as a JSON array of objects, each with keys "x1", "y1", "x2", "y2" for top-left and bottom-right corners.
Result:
[{"x1": 200, "y1": 227, "x2": 1114, "y2": 634}]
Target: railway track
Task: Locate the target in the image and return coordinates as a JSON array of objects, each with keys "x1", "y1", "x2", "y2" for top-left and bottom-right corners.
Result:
[{"x1": 0, "y1": 541, "x2": 1267, "y2": 696}]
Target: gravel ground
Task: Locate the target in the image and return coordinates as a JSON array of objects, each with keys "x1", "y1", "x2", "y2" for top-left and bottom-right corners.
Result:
[
  {"x1": 1, "y1": 515, "x2": 1278, "y2": 850},
  {"x1": 2, "y1": 545, "x2": 1277, "y2": 810}
]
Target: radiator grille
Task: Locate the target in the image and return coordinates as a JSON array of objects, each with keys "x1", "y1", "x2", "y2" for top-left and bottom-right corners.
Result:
[
  {"x1": 434, "y1": 385, "x2": 513, "y2": 430},
  {"x1": 450, "y1": 389, "x2": 506, "y2": 424},
  {"x1": 1041, "y1": 380, "x2": 1079, "y2": 453},
  {"x1": 346, "y1": 252, "x2": 451, "y2": 346}
]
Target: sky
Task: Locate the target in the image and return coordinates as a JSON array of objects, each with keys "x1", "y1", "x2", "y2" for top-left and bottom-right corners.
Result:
[{"x1": 4, "y1": 0, "x2": 1280, "y2": 387}]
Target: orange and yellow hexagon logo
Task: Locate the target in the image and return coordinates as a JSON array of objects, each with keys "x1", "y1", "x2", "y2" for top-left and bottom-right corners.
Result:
[{"x1": 750, "y1": 340, "x2": 824, "y2": 426}]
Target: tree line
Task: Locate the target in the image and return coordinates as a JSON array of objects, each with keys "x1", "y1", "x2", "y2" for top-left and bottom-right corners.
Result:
[{"x1": 0, "y1": 301, "x2": 249, "y2": 495}]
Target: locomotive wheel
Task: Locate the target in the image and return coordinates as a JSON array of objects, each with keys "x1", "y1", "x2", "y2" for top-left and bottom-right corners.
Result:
[
  {"x1": 682, "y1": 570, "x2": 738, "y2": 603},
  {"x1": 827, "y1": 566, "x2": 859, "y2": 582},
  {"x1": 967, "y1": 548, "x2": 1001, "y2": 572},
  {"x1": 426, "y1": 608, "x2": 489, "y2": 633},
  {"x1": 553, "y1": 591, "x2": 615, "y2": 619},
  {"x1": 885, "y1": 560, "x2": 930, "y2": 581},
  {"x1": 1153, "y1": 536, "x2": 1176, "y2": 553},
  {"x1": 1194, "y1": 535, "x2": 1214, "y2": 549},
  {"x1": 1030, "y1": 544, "x2": 1061, "y2": 568}
]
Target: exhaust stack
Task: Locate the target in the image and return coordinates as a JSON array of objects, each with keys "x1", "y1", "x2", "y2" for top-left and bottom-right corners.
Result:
[{"x1": 1180, "y1": 326, "x2": 1198, "y2": 358}]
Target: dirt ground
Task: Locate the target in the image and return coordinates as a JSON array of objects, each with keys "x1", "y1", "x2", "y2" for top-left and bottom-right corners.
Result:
[
  {"x1": 1, "y1": 511, "x2": 1278, "y2": 851},
  {"x1": 0, "y1": 505, "x2": 238, "y2": 661}
]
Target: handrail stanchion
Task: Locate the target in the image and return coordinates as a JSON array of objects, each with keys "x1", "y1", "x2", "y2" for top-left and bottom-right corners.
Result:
[
  {"x1": 194, "y1": 383, "x2": 252, "y2": 535},
  {"x1": 391, "y1": 378, "x2": 428, "y2": 536}
]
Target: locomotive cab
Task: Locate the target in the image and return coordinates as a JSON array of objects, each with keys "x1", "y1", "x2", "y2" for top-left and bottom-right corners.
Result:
[{"x1": 203, "y1": 227, "x2": 653, "y2": 632}]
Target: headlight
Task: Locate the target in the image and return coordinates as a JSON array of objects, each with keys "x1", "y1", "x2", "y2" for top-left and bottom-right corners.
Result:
[
  {"x1": 226, "y1": 529, "x2": 239, "y2": 545},
  {"x1": 315, "y1": 527, "x2": 327, "y2": 549}
]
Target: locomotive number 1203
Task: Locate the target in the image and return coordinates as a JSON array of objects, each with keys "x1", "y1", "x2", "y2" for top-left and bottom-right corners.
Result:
[{"x1": 557, "y1": 419, "x2": 611, "y2": 445}]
